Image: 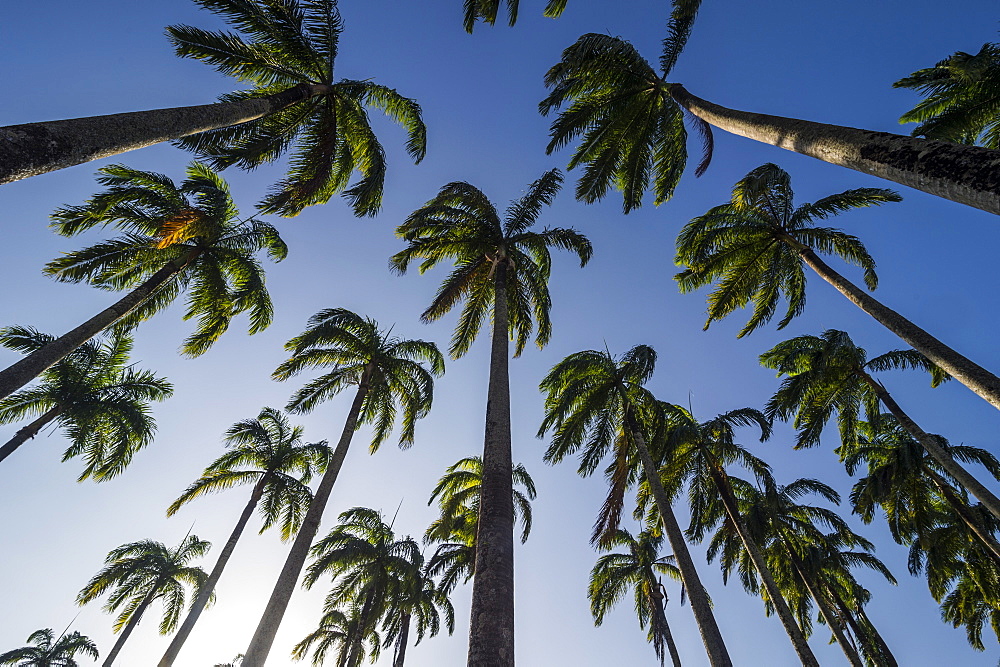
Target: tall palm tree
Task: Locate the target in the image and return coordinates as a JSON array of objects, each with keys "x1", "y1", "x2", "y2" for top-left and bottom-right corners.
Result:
[
  {"x1": 461, "y1": 0, "x2": 568, "y2": 32},
  {"x1": 292, "y1": 606, "x2": 380, "y2": 667},
  {"x1": 761, "y1": 329, "x2": 1000, "y2": 521},
  {"x1": 588, "y1": 528, "x2": 683, "y2": 667},
  {"x1": 676, "y1": 163, "x2": 1000, "y2": 412},
  {"x1": 76, "y1": 535, "x2": 211, "y2": 667},
  {"x1": 157, "y1": 408, "x2": 331, "y2": 666},
  {"x1": 538, "y1": 345, "x2": 732, "y2": 666},
  {"x1": 243, "y1": 308, "x2": 443, "y2": 665},
  {"x1": 1, "y1": 0, "x2": 427, "y2": 216},
  {"x1": 0, "y1": 628, "x2": 99, "y2": 666},
  {"x1": 0, "y1": 328, "x2": 172, "y2": 478},
  {"x1": 391, "y1": 169, "x2": 591, "y2": 666},
  {"x1": 0, "y1": 162, "x2": 286, "y2": 402},
  {"x1": 380, "y1": 551, "x2": 455, "y2": 667}
]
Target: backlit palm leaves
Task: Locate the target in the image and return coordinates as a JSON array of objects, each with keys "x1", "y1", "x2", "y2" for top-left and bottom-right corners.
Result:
[
  {"x1": 168, "y1": 0, "x2": 426, "y2": 216},
  {"x1": 0, "y1": 628, "x2": 99, "y2": 667},
  {"x1": 462, "y1": 0, "x2": 568, "y2": 32}
]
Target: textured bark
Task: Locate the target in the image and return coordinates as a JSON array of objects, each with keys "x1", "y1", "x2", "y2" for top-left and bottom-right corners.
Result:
[
  {"x1": 649, "y1": 586, "x2": 683, "y2": 667},
  {"x1": 926, "y1": 468, "x2": 1000, "y2": 562},
  {"x1": 629, "y1": 420, "x2": 733, "y2": 667},
  {"x1": 158, "y1": 477, "x2": 268, "y2": 666},
  {"x1": 393, "y1": 612, "x2": 411, "y2": 667},
  {"x1": 0, "y1": 83, "x2": 319, "y2": 185},
  {"x1": 793, "y1": 244, "x2": 1000, "y2": 412},
  {"x1": 0, "y1": 249, "x2": 201, "y2": 402},
  {"x1": 467, "y1": 261, "x2": 516, "y2": 667},
  {"x1": 706, "y1": 467, "x2": 819, "y2": 667},
  {"x1": 103, "y1": 589, "x2": 156, "y2": 666},
  {"x1": 242, "y1": 366, "x2": 373, "y2": 667},
  {"x1": 670, "y1": 84, "x2": 1000, "y2": 216},
  {"x1": 0, "y1": 405, "x2": 62, "y2": 464}
]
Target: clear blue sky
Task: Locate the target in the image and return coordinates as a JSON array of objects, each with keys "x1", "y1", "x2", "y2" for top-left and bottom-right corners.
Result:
[{"x1": 0, "y1": 1, "x2": 998, "y2": 665}]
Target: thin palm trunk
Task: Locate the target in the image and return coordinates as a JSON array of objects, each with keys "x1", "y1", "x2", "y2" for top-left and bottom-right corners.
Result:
[
  {"x1": 649, "y1": 585, "x2": 683, "y2": 667},
  {"x1": 0, "y1": 83, "x2": 335, "y2": 185},
  {"x1": 0, "y1": 405, "x2": 62, "y2": 463},
  {"x1": 393, "y1": 611, "x2": 411, "y2": 667},
  {"x1": 853, "y1": 604, "x2": 898, "y2": 667},
  {"x1": 242, "y1": 365, "x2": 373, "y2": 667},
  {"x1": 669, "y1": 84, "x2": 1000, "y2": 216},
  {"x1": 705, "y1": 466, "x2": 819, "y2": 667},
  {"x1": 103, "y1": 588, "x2": 156, "y2": 667},
  {"x1": 629, "y1": 419, "x2": 733, "y2": 667},
  {"x1": 0, "y1": 249, "x2": 201, "y2": 402},
  {"x1": 158, "y1": 477, "x2": 268, "y2": 666},
  {"x1": 467, "y1": 261, "x2": 516, "y2": 667},
  {"x1": 346, "y1": 590, "x2": 377, "y2": 667},
  {"x1": 925, "y1": 468, "x2": 1000, "y2": 562}
]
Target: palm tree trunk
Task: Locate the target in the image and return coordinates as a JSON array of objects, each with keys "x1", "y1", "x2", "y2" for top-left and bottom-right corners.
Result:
[
  {"x1": 858, "y1": 371, "x2": 1000, "y2": 521},
  {"x1": 826, "y1": 588, "x2": 896, "y2": 667},
  {"x1": 103, "y1": 589, "x2": 155, "y2": 666},
  {"x1": 0, "y1": 405, "x2": 62, "y2": 464},
  {"x1": 242, "y1": 365, "x2": 374, "y2": 667},
  {"x1": 467, "y1": 261, "x2": 516, "y2": 667},
  {"x1": 393, "y1": 612, "x2": 411, "y2": 667},
  {"x1": 854, "y1": 604, "x2": 898, "y2": 667},
  {"x1": 346, "y1": 591, "x2": 377, "y2": 667},
  {"x1": 705, "y1": 467, "x2": 819, "y2": 667},
  {"x1": 925, "y1": 468, "x2": 1000, "y2": 562},
  {"x1": 158, "y1": 477, "x2": 268, "y2": 666},
  {"x1": 649, "y1": 587, "x2": 683, "y2": 667},
  {"x1": 791, "y1": 242, "x2": 1000, "y2": 412},
  {"x1": 0, "y1": 83, "x2": 333, "y2": 185},
  {"x1": 628, "y1": 419, "x2": 733, "y2": 667},
  {"x1": 669, "y1": 84, "x2": 1000, "y2": 216},
  {"x1": 0, "y1": 249, "x2": 201, "y2": 402}
]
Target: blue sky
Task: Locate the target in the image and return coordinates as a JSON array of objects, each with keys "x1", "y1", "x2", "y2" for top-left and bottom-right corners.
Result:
[{"x1": 1, "y1": 1, "x2": 998, "y2": 665}]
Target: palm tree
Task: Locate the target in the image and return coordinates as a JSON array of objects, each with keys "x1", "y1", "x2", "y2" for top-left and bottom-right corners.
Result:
[
  {"x1": 0, "y1": 162, "x2": 286, "y2": 402},
  {"x1": 461, "y1": 0, "x2": 567, "y2": 32},
  {"x1": 676, "y1": 163, "x2": 1000, "y2": 412},
  {"x1": 538, "y1": 345, "x2": 732, "y2": 666},
  {"x1": 894, "y1": 42, "x2": 1000, "y2": 148},
  {"x1": 292, "y1": 607, "x2": 380, "y2": 667},
  {"x1": 391, "y1": 169, "x2": 591, "y2": 666},
  {"x1": 381, "y1": 552, "x2": 455, "y2": 667},
  {"x1": 243, "y1": 308, "x2": 443, "y2": 665},
  {"x1": 0, "y1": 628, "x2": 99, "y2": 666},
  {"x1": 157, "y1": 407, "x2": 331, "y2": 666},
  {"x1": 589, "y1": 528, "x2": 683, "y2": 667},
  {"x1": 1, "y1": 0, "x2": 427, "y2": 216},
  {"x1": 0, "y1": 328, "x2": 172, "y2": 478},
  {"x1": 77, "y1": 535, "x2": 211, "y2": 666},
  {"x1": 761, "y1": 329, "x2": 1000, "y2": 521}
]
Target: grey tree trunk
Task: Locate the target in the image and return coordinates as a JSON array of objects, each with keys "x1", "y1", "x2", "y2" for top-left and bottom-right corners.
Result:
[
  {"x1": 0, "y1": 405, "x2": 62, "y2": 464},
  {"x1": 393, "y1": 612, "x2": 411, "y2": 667},
  {"x1": 854, "y1": 604, "x2": 898, "y2": 667},
  {"x1": 103, "y1": 589, "x2": 156, "y2": 666},
  {"x1": 242, "y1": 366, "x2": 373, "y2": 667},
  {"x1": 793, "y1": 243, "x2": 1000, "y2": 412},
  {"x1": 649, "y1": 585, "x2": 683, "y2": 667},
  {"x1": 629, "y1": 421, "x2": 733, "y2": 667},
  {"x1": 346, "y1": 591, "x2": 377, "y2": 667},
  {"x1": 0, "y1": 250, "x2": 200, "y2": 402},
  {"x1": 0, "y1": 84, "x2": 319, "y2": 185},
  {"x1": 669, "y1": 84, "x2": 1000, "y2": 217},
  {"x1": 467, "y1": 261, "x2": 516, "y2": 667},
  {"x1": 926, "y1": 468, "x2": 1000, "y2": 562},
  {"x1": 158, "y1": 477, "x2": 268, "y2": 666}
]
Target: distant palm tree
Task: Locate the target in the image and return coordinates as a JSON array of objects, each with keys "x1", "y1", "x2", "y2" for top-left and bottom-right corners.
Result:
[
  {"x1": 157, "y1": 408, "x2": 330, "y2": 666},
  {"x1": 243, "y1": 308, "x2": 443, "y2": 665},
  {"x1": 0, "y1": 628, "x2": 99, "y2": 666},
  {"x1": 1, "y1": 0, "x2": 426, "y2": 217},
  {"x1": 0, "y1": 162, "x2": 285, "y2": 401},
  {"x1": 381, "y1": 550, "x2": 455, "y2": 667},
  {"x1": 0, "y1": 328, "x2": 171, "y2": 478},
  {"x1": 461, "y1": 0, "x2": 568, "y2": 32},
  {"x1": 292, "y1": 607, "x2": 380, "y2": 667},
  {"x1": 589, "y1": 528, "x2": 683, "y2": 667},
  {"x1": 391, "y1": 169, "x2": 591, "y2": 666},
  {"x1": 77, "y1": 535, "x2": 210, "y2": 666}
]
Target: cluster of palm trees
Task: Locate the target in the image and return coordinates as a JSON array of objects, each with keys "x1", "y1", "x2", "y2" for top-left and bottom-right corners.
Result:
[{"x1": 2, "y1": 0, "x2": 1000, "y2": 665}]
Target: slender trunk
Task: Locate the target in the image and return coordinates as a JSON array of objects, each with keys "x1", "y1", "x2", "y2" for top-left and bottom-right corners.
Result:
[
  {"x1": 831, "y1": 594, "x2": 889, "y2": 667},
  {"x1": 925, "y1": 468, "x2": 1000, "y2": 562},
  {"x1": 669, "y1": 84, "x2": 1000, "y2": 217},
  {"x1": 792, "y1": 243, "x2": 1000, "y2": 412},
  {"x1": 393, "y1": 612, "x2": 411, "y2": 667},
  {"x1": 859, "y1": 372, "x2": 1000, "y2": 521},
  {"x1": 854, "y1": 604, "x2": 898, "y2": 667},
  {"x1": 242, "y1": 366, "x2": 373, "y2": 667},
  {"x1": 0, "y1": 405, "x2": 62, "y2": 464},
  {"x1": 103, "y1": 589, "x2": 156, "y2": 666},
  {"x1": 649, "y1": 586, "x2": 683, "y2": 667},
  {"x1": 629, "y1": 420, "x2": 733, "y2": 667},
  {"x1": 0, "y1": 83, "x2": 329, "y2": 185},
  {"x1": 705, "y1": 466, "x2": 819, "y2": 667},
  {"x1": 158, "y1": 477, "x2": 268, "y2": 666},
  {"x1": 346, "y1": 591, "x2": 377, "y2": 667},
  {"x1": 0, "y1": 249, "x2": 201, "y2": 401},
  {"x1": 467, "y1": 261, "x2": 516, "y2": 667}
]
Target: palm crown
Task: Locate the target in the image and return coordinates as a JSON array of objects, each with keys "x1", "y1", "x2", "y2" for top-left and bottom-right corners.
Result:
[
  {"x1": 462, "y1": 0, "x2": 567, "y2": 32},
  {"x1": 0, "y1": 628, "x2": 99, "y2": 667},
  {"x1": 167, "y1": 0, "x2": 426, "y2": 217}
]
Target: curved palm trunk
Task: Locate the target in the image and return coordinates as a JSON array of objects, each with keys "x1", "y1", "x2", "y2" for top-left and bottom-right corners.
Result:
[
  {"x1": 705, "y1": 466, "x2": 819, "y2": 667},
  {"x1": 242, "y1": 366, "x2": 373, "y2": 667},
  {"x1": 649, "y1": 585, "x2": 683, "y2": 667},
  {"x1": 629, "y1": 421, "x2": 733, "y2": 667},
  {"x1": 393, "y1": 612, "x2": 411, "y2": 667},
  {"x1": 158, "y1": 477, "x2": 268, "y2": 666},
  {"x1": 103, "y1": 589, "x2": 156, "y2": 666},
  {"x1": 467, "y1": 261, "x2": 516, "y2": 667},
  {"x1": 925, "y1": 468, "x2": 1000, "y2": 562},
  {"x1": 0, "y1": 83, "x2": 330, "y2": 185},
  {"x1": 0, "y1": 405, "x2": 62, "y2": 464},
  {"x1": 791, "y1": 242, "x2": 1000, "y2": 412},
  {"x1": 853, "y1": 604, "x2": 898, "y2": 667},
  {"x1": 669, "y1": 84, "x2": 1000, "y2": 216},
  {"x1": 0, "y1": 249, "x2": 201, "y2": 402}
]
